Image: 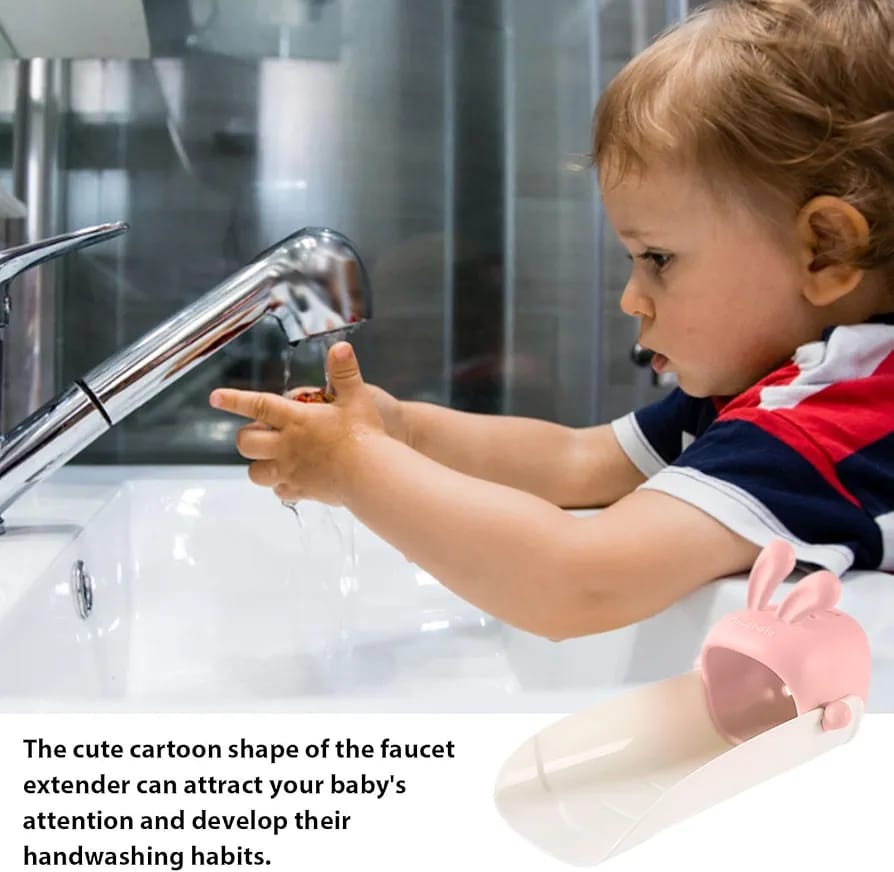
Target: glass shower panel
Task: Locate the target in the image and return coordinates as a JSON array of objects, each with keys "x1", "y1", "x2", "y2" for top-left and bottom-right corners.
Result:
[
  {"x1": 502, "y1": 0, "x2": 602, "y2": 426},
  {"x1": 502, "y1": 0, "x2": 685, "y2": 427}
]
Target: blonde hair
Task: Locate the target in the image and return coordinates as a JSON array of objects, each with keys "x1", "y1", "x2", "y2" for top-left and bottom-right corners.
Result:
[{"x1": 593, "y1": 0, "x2": 894, "y2": 272}]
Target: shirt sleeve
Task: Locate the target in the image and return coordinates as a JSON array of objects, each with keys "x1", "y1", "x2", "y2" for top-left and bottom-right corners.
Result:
[
  {"x1": 610, "y1": 388, "x2": 717, "y2": 478},
  {"x1": 635, "y1": 413, "x2": 881, "y2": 576}
]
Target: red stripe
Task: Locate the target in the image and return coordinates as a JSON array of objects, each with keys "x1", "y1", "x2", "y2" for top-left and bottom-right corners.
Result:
[
  {"x1": 783, "y1": 351, "x2": 894, "y2": 460},
  {"x1": 717, "y1": 359, "x2": 804, "y2": 416},
  {"x1": 720, "y1": 406, "x2": 863, "y2": 506},
  {"x1": 716, "y1": 350, "x2": 894, "y2": 508}
]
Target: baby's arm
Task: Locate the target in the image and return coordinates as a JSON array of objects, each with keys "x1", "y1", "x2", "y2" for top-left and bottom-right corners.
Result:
[
  {"x1": 218, "y1": 347, "x2": 759, "y2": 639},
  {"x1": 340, "y1": 431, "x2": 760, "y2": 639},
  {"x1": 380, "y1": 392, "x2": 646, "y2": 508}
]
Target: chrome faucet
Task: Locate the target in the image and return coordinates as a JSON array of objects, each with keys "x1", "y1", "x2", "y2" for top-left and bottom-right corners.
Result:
[
  {"x1": 0, "y1": 224, "x2": 372, "y2": 532},
  {"x1": 0, "y1": 223, "x2": 130, "y2": 430}
]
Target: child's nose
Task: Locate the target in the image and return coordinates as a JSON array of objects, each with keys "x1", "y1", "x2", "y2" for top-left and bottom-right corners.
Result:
[{"x1": 619, "y1": 279, "x2": 654, "y2": 319}]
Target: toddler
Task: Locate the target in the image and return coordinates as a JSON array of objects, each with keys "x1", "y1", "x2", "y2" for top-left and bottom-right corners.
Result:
[{"x1": 210, "y1": 0, "x2": 894, "y2": 640}]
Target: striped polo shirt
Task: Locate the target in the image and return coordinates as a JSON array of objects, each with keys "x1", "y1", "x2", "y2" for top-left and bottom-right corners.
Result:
[{"x1": 610, "y1": 313, "x2": 894, "y2": 576}]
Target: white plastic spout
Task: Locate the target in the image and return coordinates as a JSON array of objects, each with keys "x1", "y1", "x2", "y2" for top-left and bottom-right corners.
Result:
[{"x1": 494, "y1": 670, "x2": 863, "y2": 867}]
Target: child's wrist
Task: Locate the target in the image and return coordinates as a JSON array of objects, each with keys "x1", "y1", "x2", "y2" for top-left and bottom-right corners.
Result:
[{"x1": 339, "y1": 428, "x2": 397, "y2": 505}]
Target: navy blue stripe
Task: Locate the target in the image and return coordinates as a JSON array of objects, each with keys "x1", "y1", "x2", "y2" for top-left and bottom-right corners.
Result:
[
  {"x1": 838, "y1": 431, "x2": 894, "y2": 519},
  {"x1": 675, "y1": 419, "x2": 884, "y2": 570},
  {"x1": 635, "y1": 388, "x2": 718, "y2": 465}
]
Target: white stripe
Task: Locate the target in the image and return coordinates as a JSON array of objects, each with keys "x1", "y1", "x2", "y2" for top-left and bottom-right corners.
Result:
[
  {"x1": 877, "y1": 510, "x2": 894, "y2": 571},
  {"x1": 759, "y1": 323, "x2": 894, "y2": 410},
  {"x1": 610, "y1": 413, "x2": 666, "y2": 478},
  {"x1": 638, "y1": 465, "x2": 855, "y2": 575}
]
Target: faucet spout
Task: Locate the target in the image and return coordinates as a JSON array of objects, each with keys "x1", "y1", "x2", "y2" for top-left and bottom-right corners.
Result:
[
  {"x1": 0, "y1": 223, "x2": 129, "y2": 290},
  {"x1": 0, "y1": 222, "x2": 130, "y2": 429},
  {"x1": 0, "y1": 226, "x2": 371, "y2": 522}
]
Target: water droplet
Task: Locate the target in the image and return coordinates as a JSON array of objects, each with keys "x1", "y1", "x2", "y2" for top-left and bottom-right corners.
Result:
[
  {"x1": 281, "y1": 499, "x2": 305, "y2": 528},
  {"x1": 282, "y1": 346, "x2": 294, "y2": 395}
]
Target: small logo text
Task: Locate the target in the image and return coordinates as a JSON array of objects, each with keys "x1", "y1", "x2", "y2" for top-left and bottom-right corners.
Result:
[{"x1": 729, "y1": 615, "x2": 776, "y2": 638}]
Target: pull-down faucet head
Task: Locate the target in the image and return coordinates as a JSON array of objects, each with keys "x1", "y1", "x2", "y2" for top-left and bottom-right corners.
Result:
[{"x1": 253, "y1": 226, "x2": 372, "y2": 346}]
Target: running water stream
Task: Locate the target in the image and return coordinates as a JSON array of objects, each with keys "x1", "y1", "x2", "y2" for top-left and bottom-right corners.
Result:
[
  {"x1": 279, "y1": 329, "x2": 350, "y2": 524},
  {"x1": 279, "y1": 332, "x2": 359, "y2": 673}
]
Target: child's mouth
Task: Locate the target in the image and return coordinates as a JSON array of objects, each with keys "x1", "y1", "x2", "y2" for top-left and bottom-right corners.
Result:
[{"x1": 651, "y1": 352, "x2": 670, "y2": 373}]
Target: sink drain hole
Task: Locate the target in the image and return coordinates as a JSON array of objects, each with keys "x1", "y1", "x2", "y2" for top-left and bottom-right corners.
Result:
[{"x1": 71, "y1": 560, "x2": 94, "y2": 619}]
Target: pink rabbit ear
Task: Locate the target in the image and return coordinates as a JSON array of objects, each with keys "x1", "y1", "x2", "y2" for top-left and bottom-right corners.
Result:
[
  {"x1": 775, "y1": 570, "x2": 841, "y2": 624},
  {"x1": 746, "y1": 539, "x2": 797, "y2": 610}
]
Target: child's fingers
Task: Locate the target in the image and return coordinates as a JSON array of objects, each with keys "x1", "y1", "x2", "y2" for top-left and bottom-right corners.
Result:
[
  {"x1": 210, "y1": 388, "x2": 294, "y2": 429},
  {"x1": 247, "y1": 459, "x2": 280, "y2": 488},
  {"x1": 326, "y1": 342, "x2": 365, "y2": 400},
  {"x1": 235, "y1": 425, "x2": 279, "y2": 461},
  {"x1": 274, "y1": 483, "x2": 302, "y2": 502}
]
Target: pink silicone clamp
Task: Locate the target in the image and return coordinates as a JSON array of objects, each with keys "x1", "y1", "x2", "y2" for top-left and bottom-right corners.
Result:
[{"x1": 698, "y1": 539, "x2": 871, "y2": 744}]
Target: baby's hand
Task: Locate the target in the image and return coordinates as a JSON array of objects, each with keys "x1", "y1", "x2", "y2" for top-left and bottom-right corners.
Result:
[
  {"x1": 209, "y1": 342, "x2": 385, "y2": 505},
  {"x1": 286, "y1": 382, "x2": 408, "y2": 444}
]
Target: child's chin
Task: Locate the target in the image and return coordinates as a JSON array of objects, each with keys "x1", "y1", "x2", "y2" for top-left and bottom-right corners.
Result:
[
  {"x1": 676, "y1": 374, "x2": 714, "y2": 398},
  {"x1": 680, "y1": 372, "x2": 744, "y2": 399}
]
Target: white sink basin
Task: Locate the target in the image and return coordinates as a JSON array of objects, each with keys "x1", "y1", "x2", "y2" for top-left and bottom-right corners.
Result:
[{"x1": 2, "y1": 466, "x2": 893, "y2": 712}]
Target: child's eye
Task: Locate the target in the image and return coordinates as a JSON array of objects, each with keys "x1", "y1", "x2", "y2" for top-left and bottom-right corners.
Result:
[
  {"x1": 626, "y1": 250, "x2": 673, "y2": 274},
  {"x1": 640, "y1": 251, "x2": 673, "y2": 273}
]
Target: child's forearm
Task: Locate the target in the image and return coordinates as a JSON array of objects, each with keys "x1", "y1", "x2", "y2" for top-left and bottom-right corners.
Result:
[
  {"x1": 401, "y1": 402, "x2": 639, "y2": 507},
  {"x1": 343, "y1": 431, "x2": 600, "y2": 638},
  {"x1": 404, "y1": 402, "x2": 571, "y2": 495}
]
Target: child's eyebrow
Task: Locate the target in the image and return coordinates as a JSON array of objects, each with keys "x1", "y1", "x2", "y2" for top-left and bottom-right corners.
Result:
[{"x1": 617, "y1": 228, "x2": 663, "y2": 243}]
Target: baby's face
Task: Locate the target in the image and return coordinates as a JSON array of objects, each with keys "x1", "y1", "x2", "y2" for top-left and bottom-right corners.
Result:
[{"x1": 601, "y1": 165, "x2": 816, "y2": 397}]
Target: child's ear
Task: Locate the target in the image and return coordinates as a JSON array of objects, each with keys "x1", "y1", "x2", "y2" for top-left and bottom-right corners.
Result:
[{"x1": 796, "y1": 195, "x2": 870, "y2": 306}]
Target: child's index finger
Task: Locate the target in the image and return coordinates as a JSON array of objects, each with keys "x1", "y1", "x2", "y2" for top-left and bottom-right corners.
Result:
[{"x1": 209, "y1": 388, "x2": 293, "y2": 429}]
